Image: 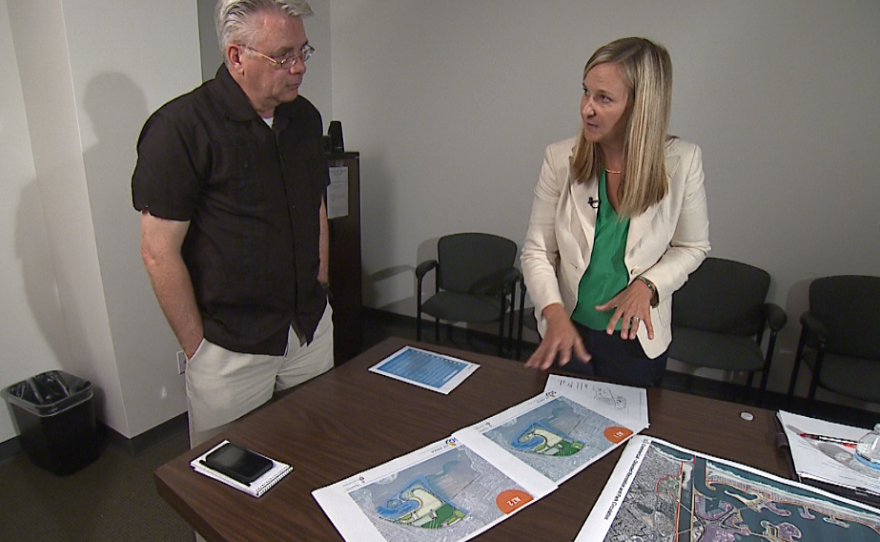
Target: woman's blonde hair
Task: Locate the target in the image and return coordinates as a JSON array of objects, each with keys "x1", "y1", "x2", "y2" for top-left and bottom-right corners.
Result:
[{"x1": 570, "y1": 37, "x2": 673, "y2": 217}]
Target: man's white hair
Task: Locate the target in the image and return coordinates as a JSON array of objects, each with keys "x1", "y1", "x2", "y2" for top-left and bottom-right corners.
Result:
[{"x1": 215, "y1": 0, "x2": 312, "y2": 54}]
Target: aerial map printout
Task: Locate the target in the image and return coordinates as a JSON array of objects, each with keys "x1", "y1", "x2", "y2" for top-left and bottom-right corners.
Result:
[
  {"x1": 312, "y1": 437, "x2": 555, "y2": 542},
  {"x1": 576, "y1": 436, "x2": 880, "y2": 542},
  {"x1": 455, "y1": 391, "x2": 645, "y2": 484}
]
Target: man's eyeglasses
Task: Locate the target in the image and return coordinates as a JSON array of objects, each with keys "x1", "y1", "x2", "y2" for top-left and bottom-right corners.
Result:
[{"x1": 243, "y1": 44, "x2": 315, "y2": 70}]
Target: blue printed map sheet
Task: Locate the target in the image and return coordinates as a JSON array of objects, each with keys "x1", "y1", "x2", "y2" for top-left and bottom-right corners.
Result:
[{"x1": 369, "y1": 346, "x2": 479, "y2": 394}]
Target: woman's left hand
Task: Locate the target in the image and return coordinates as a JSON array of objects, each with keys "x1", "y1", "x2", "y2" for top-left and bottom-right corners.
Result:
[{"x1": 596, "y1": 280, "x2": 655, "y2": 340}]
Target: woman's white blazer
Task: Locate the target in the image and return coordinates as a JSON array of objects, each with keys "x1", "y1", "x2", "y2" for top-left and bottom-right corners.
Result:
[{"x1": 521, "y1": 137, "x2": 711, "y2": 358}]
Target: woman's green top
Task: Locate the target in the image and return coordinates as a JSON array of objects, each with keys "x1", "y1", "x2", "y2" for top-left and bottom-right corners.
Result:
[{"x1": 571, "y1": 170, "x2": 630, "y2": 331}]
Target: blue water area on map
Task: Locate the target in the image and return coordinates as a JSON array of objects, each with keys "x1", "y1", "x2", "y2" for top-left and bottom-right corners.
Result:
[
  {"x1": 655, "y1": 442, "x2": 880, "y2": 541},
  {"x1": 511, "y1": 421, "x2": 577, "y2": 451},
  {"x1": 695, "y1": 468, "x2": 879, "y2": 540},
  {"x1": 377, "y1": 476, "x2": 437, "y2": 519}
]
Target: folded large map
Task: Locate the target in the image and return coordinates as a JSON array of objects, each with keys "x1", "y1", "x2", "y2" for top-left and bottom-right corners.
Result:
[{"x1": 576, "y1": 435, "x2": 880, "y2": 541}]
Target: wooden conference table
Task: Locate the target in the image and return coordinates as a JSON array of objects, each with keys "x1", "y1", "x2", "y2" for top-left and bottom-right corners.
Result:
[{"x1": 155, "y1": 337, "x2": 790, "y2": 541}]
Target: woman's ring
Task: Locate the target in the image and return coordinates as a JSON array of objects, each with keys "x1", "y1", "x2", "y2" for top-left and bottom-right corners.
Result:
[{"x1": 632, "y1": 316, "x2": 640, "y2": 322}]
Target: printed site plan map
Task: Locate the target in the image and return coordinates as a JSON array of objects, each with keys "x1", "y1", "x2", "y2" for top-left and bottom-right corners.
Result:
[
  {"x1": 576, "y1": 436, "x2": 880, "y2": 542},
  {"x1": 314, "y1": 387, "x2": 647, "y2": 542},
  {"x1": 455, "y1": 391, "x2": 646, "y2": 484},
  {"x1": 312, "y1": 436, "x2": 555, "y2": 542}
]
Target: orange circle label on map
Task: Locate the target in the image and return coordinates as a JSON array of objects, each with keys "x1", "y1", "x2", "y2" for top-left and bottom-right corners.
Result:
[
  {"x1": 495, "y1": 489, "x2": 533, "y2": 514},
  {"x1": 604, "y1": 426, "x2": 633, "y2": 444}
]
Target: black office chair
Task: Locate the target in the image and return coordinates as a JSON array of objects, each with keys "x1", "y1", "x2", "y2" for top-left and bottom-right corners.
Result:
[
  {"x1": 668, "y1": 257, "x2": 787, "y2": 404},
  {"x1": 416, "y1": 233, "x2": 520, "y2": 356},
  {"x1": 787, "y1": 275, "x2": 880, "y2": 409}
]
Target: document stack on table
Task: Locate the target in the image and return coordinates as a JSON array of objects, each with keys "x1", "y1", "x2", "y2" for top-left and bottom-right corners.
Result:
[
  {"x1": 777, "y1": 410, "x2": 880, "y2": 507},
  {"x1": 313, "y1": 374, "x2": 649, "y2": 542}
]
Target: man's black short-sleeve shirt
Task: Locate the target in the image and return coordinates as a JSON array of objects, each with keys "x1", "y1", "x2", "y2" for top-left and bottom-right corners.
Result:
[{"x1": 132, "y1": 65, "x2": 329, "y2": 355}]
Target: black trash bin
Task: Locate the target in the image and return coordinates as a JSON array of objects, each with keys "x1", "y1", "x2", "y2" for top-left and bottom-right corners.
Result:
[{"x1": 2, "y1": 370, "x2": 99, "y2": 475}]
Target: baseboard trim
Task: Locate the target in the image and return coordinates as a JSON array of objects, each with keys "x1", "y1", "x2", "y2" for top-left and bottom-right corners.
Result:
[
  {"x1": 103, "y1": 413, "x2": 189, "y2": 456},
  {"x1": 0, "y1": 435, "x2": 22, "y2": 465},
  {"x1": 362, "y1": 305, "x2": 414, "y2": 324}
]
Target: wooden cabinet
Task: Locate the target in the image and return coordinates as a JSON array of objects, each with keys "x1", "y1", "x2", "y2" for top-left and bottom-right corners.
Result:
[{"x1": 326, "y1": 152, "x2": 362, "y2": 364}]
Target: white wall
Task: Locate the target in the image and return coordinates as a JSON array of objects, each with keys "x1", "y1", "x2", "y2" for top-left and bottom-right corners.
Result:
[
  {"x1": 7, "y1": 0, "x2": 127, "y2": 436},
  {"x1": 330, "y1": 1, "x2": 880, "y2": 400},
  {"x1": 0, "y1": 0, "x2": 68, "y2": 443},
  {"x1": 0, "y1": 0, "x2": 201, "y2": 443},
  {"x1": 64, "y1": 0, "x2": 204, "y2": 437}
]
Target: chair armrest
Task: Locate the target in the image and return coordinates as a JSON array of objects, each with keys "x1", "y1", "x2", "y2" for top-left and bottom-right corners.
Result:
[
  {"x1": 415, "y1": 260, "x2": 438, "y2": 281},
  {"x1": 480, "y1": 267, "x2": 522, "y2": 295},
  {"x1": 800, "y1": 311, "x2": 828, "y2": 343},
  {"x1": 501, "y1": 267, "x2": 522, "y2": 287},
  {"x1": 763, "y1": 303, "x2": 788, "y2": 332}
]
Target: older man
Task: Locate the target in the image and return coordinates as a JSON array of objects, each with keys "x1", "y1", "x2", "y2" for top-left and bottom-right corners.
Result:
[{"x1": 132, "y1": 0, "x2": 333, "y2": 448}]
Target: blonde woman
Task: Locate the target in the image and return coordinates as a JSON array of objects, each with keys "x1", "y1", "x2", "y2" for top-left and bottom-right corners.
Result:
[{"x1": 522, "y1": 37, "x2": 710, "y2": 387}]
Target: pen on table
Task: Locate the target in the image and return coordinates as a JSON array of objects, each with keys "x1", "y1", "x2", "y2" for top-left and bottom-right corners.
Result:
[{"x1": 800, "y1": 432, "x2": 858, "y2": 448}]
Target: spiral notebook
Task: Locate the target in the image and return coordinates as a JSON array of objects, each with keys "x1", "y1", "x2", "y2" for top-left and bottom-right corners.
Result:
[{"x1": 190, "y1": 440, "x2": 292, "y2": 498}]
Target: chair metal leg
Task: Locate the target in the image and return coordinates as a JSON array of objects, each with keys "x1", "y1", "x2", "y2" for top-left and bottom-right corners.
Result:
[
  {"x1": 497, "y1": 317, "x2": 505, "y2": 357},
  {"x1": 506, "y1": 289, "x2": 516, "y2": 357},
  {"x1": 787, "y1": 328, "x2": 811, "y2": 407},
  {"x1": 757, "y1": 330, "x2": 777, "y2": 407},
  {"x1": 743, "y1": 371, "x2": 759, "y2": 405},
  {"x1": 496, "y1": 289, "x2": 507, "y2": 357},
  {"x1": 516, "y1": 281, "x2": 526, "y2": 360},
  {"x1": 806, "y1": 348, "x2": 825, "y2": 412},
  {"x1": 416, "y1": 284, "x2": 424, "y2": 341},
  {"x1": 757, "y1": 370, "x2": 769, "y2": 407}
]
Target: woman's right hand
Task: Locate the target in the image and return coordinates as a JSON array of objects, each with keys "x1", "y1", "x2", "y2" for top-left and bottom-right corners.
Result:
[{"x1": 524, "y1": 303, "x2": 591, "y2": 370}]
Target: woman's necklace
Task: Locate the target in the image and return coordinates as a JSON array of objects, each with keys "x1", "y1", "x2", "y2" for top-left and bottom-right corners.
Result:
[{"x1": 605, "y1": 167, "x2": 623, "y2": 175}]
